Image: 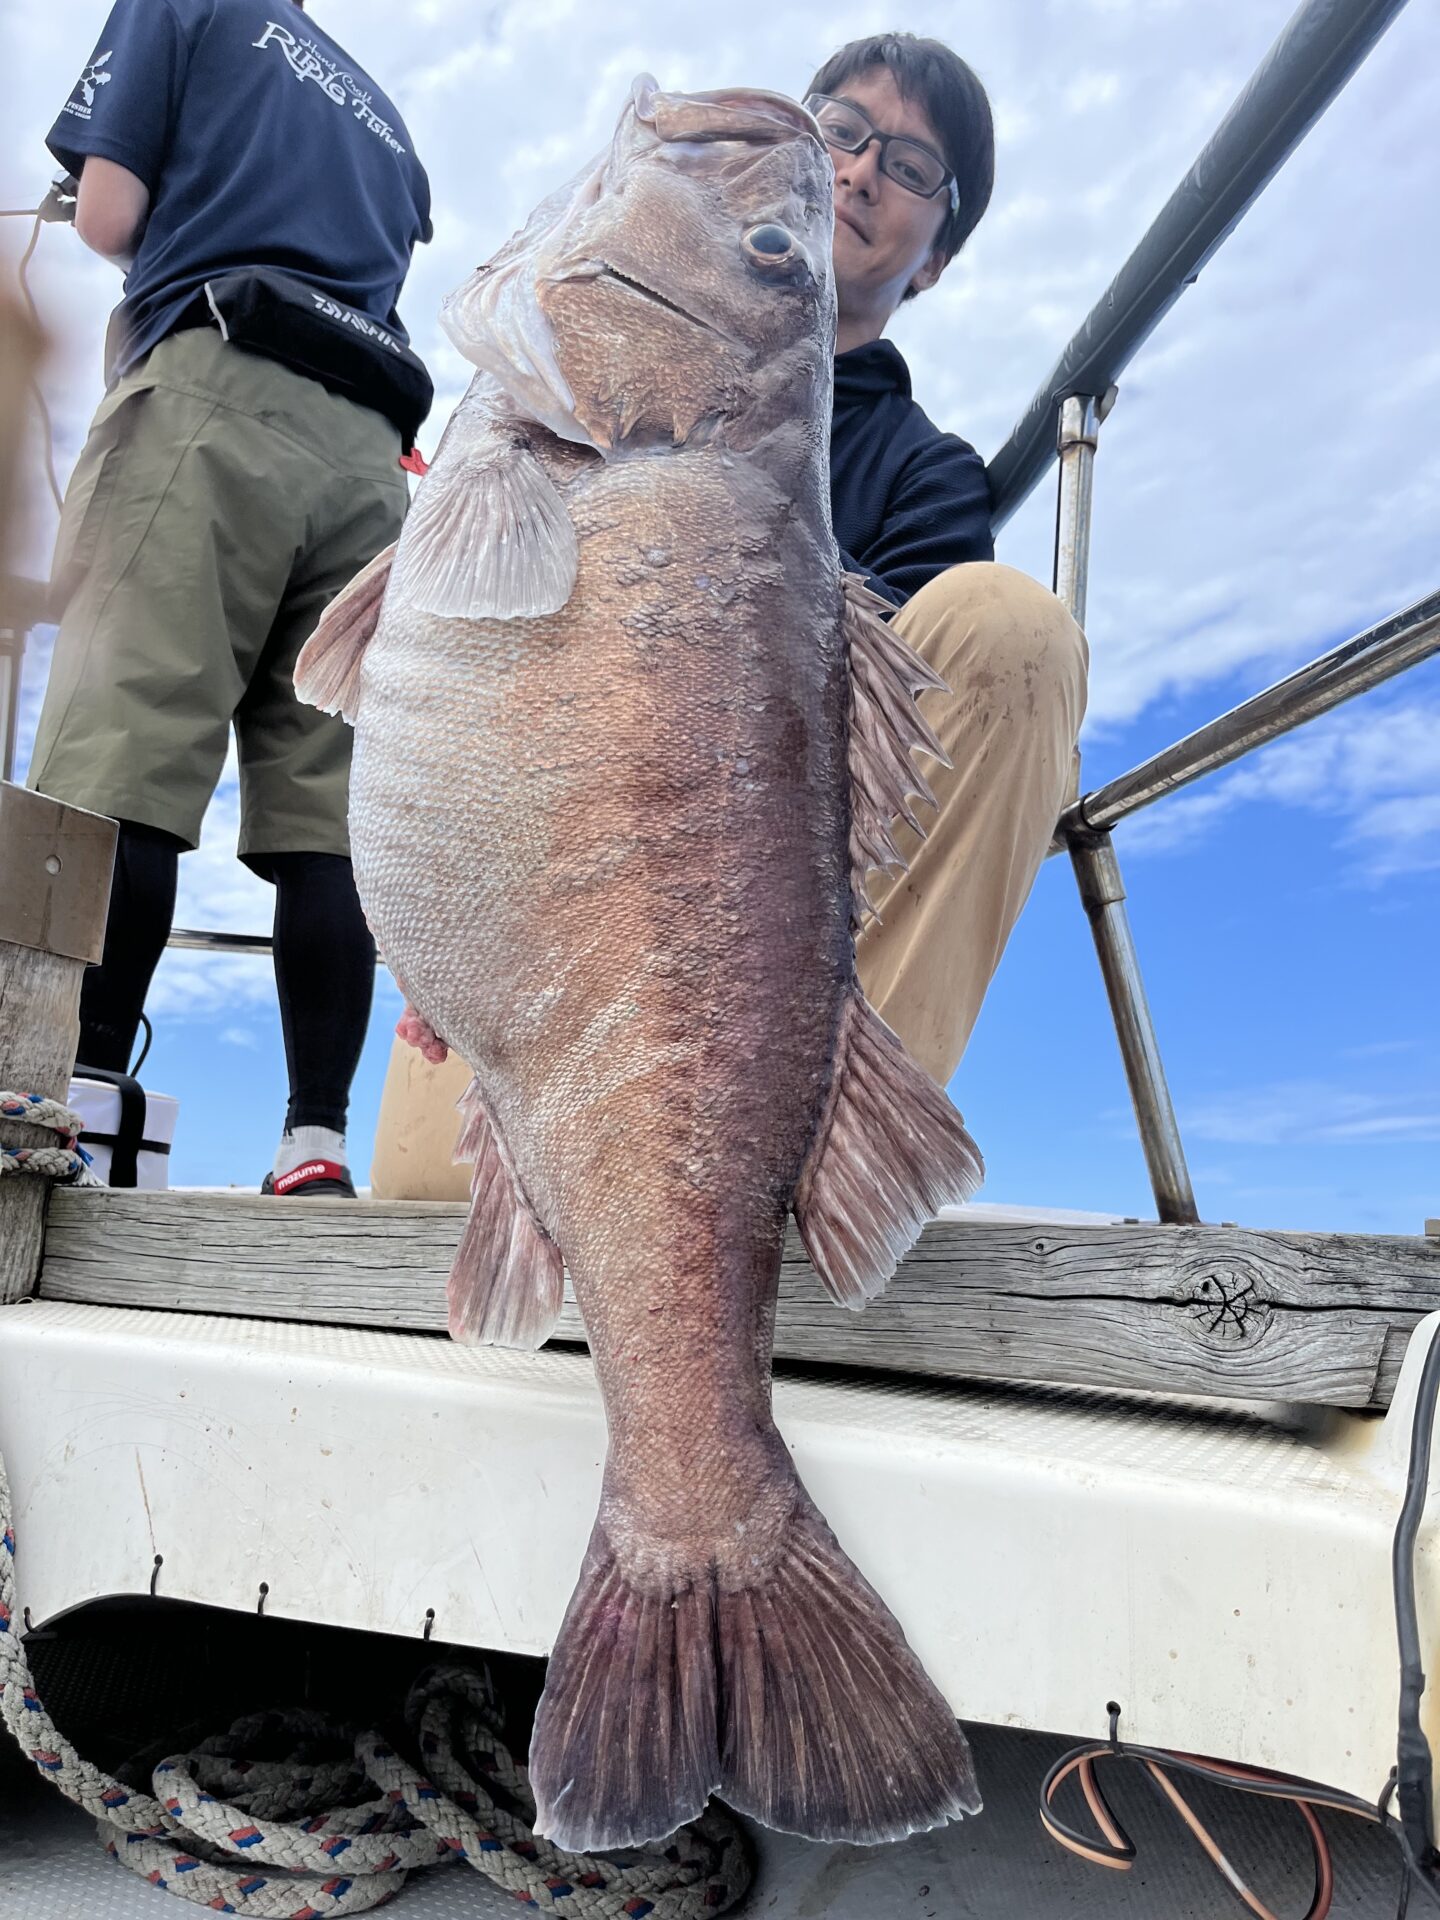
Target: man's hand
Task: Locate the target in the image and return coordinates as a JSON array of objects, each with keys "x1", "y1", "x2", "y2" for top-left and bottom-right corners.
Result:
[{"x1": 74, "y1": 156, "x2": 149, "y2": 267}]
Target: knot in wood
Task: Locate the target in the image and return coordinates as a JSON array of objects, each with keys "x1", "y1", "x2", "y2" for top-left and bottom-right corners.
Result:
[{"x1": 1183, "y1": 1265, "x2": 1273, "y2": 1346}]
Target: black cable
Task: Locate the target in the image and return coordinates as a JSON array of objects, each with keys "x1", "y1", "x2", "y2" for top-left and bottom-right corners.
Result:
[
  {"x1": 1394, "y1": 1329, "x2": 1440, "y2": 1872},
  {"x1": 130, "y1": 1012, "x2": 154, "y2": 1078}
]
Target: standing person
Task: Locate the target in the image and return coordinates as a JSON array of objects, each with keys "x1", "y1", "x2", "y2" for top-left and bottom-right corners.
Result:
[
  {"x1": 367, "y1": 32, "x2": 1087, "y2": 1199},
  {"x1": 29, "y1": 0, "x2": 433, "y2": 1196}
]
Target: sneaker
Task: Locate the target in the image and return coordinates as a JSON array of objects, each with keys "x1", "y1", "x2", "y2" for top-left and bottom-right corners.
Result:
[{"x1": 260, "y1": 1160, "x2": 356, "y2": 1198}]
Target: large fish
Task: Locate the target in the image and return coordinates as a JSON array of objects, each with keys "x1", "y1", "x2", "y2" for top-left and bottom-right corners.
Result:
[{"x1": 296, "y1": 77, "x2": 984, "y2": 1853}]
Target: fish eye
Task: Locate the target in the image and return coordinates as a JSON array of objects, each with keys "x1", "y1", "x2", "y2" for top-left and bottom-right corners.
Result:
[{"x1": 742, "y1": 223, "x2": 800, "y2": 266}]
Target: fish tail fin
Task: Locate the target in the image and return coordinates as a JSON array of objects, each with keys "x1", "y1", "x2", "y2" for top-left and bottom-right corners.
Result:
[
  {"x1": 717, "y1": 1495, "x2": 980, "y2": 1843},
  {"x1": 794, "y1": 991, "x2": 984, "y2": 1308},
  {"x1": 528, "y1": 1529, "x2": 722, "y2": 1854},
  {"x1": 529, "y1": 1491, "x2": 978, "y2": 1852}
]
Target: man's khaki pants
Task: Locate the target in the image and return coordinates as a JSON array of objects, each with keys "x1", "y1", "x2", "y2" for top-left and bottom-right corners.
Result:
[{"x1": 369, "y1": 562, "x2": 1088, "y2": 1200}]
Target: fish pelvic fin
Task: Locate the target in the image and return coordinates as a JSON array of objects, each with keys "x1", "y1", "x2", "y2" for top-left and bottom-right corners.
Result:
[
  {"x1": 840, "y1": 570, "x2": 950, "y2": 928},
  {"x1": 447, "y1": 1078, "x2": 564, "y2": 1348},
  {"x1": 794, "y1": 993, "x2": 983, "y2": 1308},
  {"x1": 292, "y1": 541, "x2": 396, "y2": 723},
  {"x1": 529, "y1": 1492, "x2": 979, "y2": 1852}
]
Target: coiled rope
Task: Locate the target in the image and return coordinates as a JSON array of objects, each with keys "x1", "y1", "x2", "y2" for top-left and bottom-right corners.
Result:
[
  {"x1": 0, "y1": 1091, "x2": 100, "y2": 1185},
  {"x1": 0, "y1": 1309, "x2": 750, "y2": 1917}
]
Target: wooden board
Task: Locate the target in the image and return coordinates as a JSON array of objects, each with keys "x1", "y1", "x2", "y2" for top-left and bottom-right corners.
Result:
[
  {"x1": 0, "y1": 786, "x2": 117, "y2": 1306},
  {"x1": 37, "y1": 1189, "x2": 1440, "y2": 1408}
]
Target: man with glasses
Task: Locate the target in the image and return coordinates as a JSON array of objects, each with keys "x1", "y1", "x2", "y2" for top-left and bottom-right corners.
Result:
[
  {"x1": 369, "y1": 35, "x2": 1089, "y2": 1198},
  {"x1": 802, "y1": 34, "x2": 1089, "y2": 1095}
]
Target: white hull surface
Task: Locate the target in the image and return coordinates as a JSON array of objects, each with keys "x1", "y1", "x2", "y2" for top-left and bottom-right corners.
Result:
[{"x1": 1, "y1": 1296, "x2": 1433, "y2": 1828}]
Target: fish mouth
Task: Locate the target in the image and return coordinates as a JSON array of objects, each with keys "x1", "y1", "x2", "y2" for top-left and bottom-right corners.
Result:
[{"x1": 592, "y1": 267, "x2": 748, "y2": 349}]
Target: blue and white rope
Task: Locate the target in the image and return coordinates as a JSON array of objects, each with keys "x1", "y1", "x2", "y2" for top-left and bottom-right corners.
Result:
[
  {"x1": 0, "y1": 1449, "x2": 751, "y2": 1917},
  {"x1": 0, "y1": 1091, "x2": 100, "y2": 1185}
]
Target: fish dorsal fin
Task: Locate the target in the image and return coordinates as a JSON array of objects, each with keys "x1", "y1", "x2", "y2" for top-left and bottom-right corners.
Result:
[
  {"x1": 292, "y1": 540, "x2": 396, "y2": 723},
  {"x1": 393, "y1": 397, "x2": 579, "y2": 623},
  {"x1": 840, "y1": 571, "x2": 951, "y2": 925}
]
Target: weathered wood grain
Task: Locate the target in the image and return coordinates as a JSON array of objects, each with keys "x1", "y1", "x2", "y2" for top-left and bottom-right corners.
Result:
[
  {"x1": 38, "y1": 1189, "x2": 1440, "y2": 1408},
  {"x1": 0, "y1": 780, "x2": 117, "y2": 1305}
]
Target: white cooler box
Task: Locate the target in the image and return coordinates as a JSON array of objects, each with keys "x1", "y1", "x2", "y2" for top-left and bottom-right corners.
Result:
[{"x1": 68, "y1": 1074, "x2": 178, "y2": 1190}]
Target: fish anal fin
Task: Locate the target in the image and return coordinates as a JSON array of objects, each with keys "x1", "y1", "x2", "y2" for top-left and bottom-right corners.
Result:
[
  {"x1": 448, "y1": 1077, "x2": 564, "y2": 1349},
  {"x1": 292, "y1": 541, "x2": 396, "y2": 723},
  {"x1": 841, "y1": 570, "x2": 950, "y2": 925},
  {"x1": 794, "y1": 993, "x2": 983, "y2": 1308},
  {"x1": 393, "y1": 431, "x2": 578, "y2": 624}
]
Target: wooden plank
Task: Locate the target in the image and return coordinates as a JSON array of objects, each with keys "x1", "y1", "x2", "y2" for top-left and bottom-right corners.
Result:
[
  {"x1": 0, "y1": 782, "x2": 117, "y2": 963},
  {"x1": 0, "y1": 787, "x2": 118, "y2": 1306},
  {"x1": 38, "y1": 1189, "x2": 1440, "y2": 1408}
]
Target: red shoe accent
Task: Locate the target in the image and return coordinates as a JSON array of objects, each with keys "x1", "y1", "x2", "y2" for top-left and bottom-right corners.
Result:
[{"x1": 272, "y1": 1159, "x2": 348, "y2": 1195}]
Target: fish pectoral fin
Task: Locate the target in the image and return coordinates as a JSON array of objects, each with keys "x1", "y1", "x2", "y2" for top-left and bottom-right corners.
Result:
[
  {"x1": 840, "y1": 570, "x2": 951, "y2": 928},
  {"x1": 794, "y1": 993, "x2": 983, "y2": 1308},
  {"x1": 391, "y1": 435, "x2": 579, "y2": 623},
  {"x1": 448, "y1": 1077, "x2": 564, "y2": 1348},
  {"x1": 292, "y1": 541, "x2": 396, "y2": 723}
]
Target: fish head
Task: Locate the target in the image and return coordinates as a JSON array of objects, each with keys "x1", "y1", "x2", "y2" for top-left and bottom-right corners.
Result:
[{"x1": 442, "y1": 76, "x2": 835, "y2": 453}]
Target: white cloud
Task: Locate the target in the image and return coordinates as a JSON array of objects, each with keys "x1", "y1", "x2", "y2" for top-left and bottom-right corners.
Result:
[
  {"x1": 1064, "y1": 71, "x2": 1122, "y2": 113},
  {"x1": 1184, "y1": 1080, "x2": 1440, "y2": 1148},
  {"x1": 1121, "y1": 689, "x2": 1440, "y2": 875},
  {"x1": 8, "y1": 0, "x2": 1438, "y2": 965}
]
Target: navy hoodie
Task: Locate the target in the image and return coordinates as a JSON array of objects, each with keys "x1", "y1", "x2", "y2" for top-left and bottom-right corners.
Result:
[{"x1": 831, "y1": 338, "x2": 993, "y2": 609}]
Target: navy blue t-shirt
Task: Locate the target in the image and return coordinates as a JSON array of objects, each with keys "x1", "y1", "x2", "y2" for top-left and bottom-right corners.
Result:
[
  {"x1": 48, "y1": 0, "x2": 432, "y2": 381},
  {"x1": 831, "y1": 339, "x2": 994, "y2": 609}
]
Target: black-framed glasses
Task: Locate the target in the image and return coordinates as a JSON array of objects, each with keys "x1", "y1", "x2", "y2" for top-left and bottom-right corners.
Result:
[{"x1": 804, "y1": 94, "x2": 959, "y2": 214}]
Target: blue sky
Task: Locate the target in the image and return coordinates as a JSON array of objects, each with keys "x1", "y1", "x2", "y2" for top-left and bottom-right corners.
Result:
[{"x1": 4, "y1": 0, "x2": 1437, "y2": 1231}]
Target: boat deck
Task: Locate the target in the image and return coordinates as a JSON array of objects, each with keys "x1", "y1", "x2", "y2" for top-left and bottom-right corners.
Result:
[{"x1": 0, "y1": 1630, "x2": 1407, "y2": 1919}]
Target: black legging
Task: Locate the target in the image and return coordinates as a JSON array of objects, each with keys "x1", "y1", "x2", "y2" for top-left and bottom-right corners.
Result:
[
  {"x1": 78, "y1": 821, "x2": 181, "y2": 1074},
  {"x1": 79, "y1": 824, "x2": 375, "y2": 1136},
  {"x1": 261, "y1": 849, "x2": 376, "y2": 1134}
]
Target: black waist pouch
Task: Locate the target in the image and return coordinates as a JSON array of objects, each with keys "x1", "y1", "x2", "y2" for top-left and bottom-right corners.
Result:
[{"x1": 201, "y1": 268, "x2": 433, "y2": 447}]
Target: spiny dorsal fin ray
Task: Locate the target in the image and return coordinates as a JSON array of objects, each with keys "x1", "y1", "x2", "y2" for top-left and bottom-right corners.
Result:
[{"x1": 840, "y1": 570, "x2": 951, "y2": 923}]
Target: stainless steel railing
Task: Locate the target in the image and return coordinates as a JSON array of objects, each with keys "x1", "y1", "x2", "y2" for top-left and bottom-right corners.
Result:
[
  {"x1": 1014, "y1": 0, "x2": 1419, "y2": 1222},
  {"x1": 4, "y1": 0, "x2": 1424, "y2": 1226},
  {"x1": 1069, "y1": 590, "x2": 1440, "y2": 836},
  {"x1": 987, "y1": 0, "x2": 1413, "y2": 530}
]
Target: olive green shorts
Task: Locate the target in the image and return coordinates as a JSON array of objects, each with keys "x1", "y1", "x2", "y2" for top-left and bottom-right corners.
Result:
[{"x1": 27, "y1": 329, "x2": 407, "y2": 859}]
